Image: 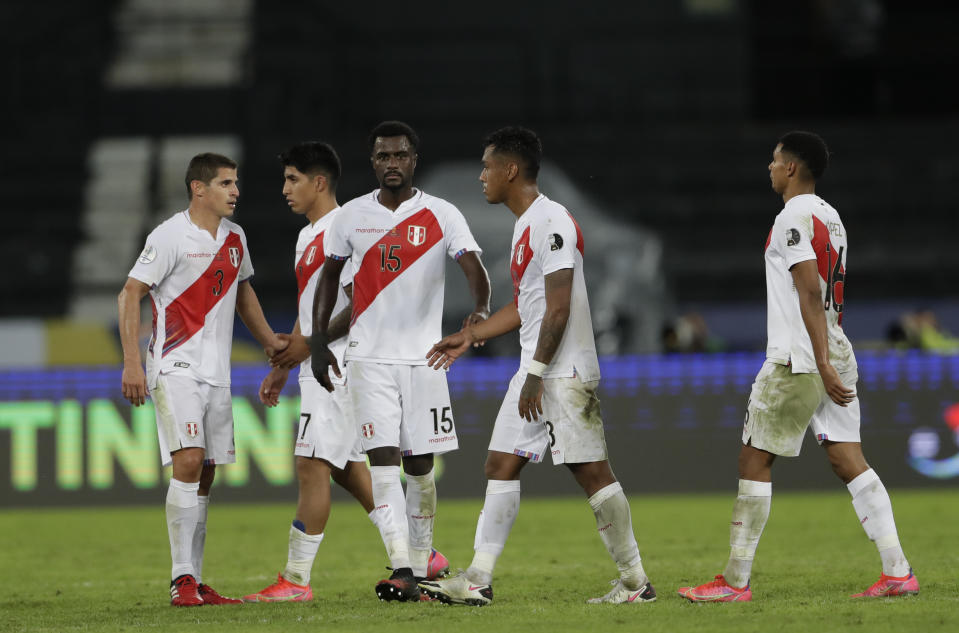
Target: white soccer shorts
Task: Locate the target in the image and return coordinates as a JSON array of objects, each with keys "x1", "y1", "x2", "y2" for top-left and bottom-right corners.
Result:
[
  {"x1": 151, "y1": 374, "x2": 236, "y2": 467},
  {"x1": 488, "y1": 370, "x2": 609, "y2": 465},
  {"x1": 742, "y1": 360, "x2": 861, "y2": 457},
  {"x1": 347, "y1": 361, "x2": 458, "y2": 456},
  {"x1": 295, "y1": 378, "x2": 365, "y2": 468}
]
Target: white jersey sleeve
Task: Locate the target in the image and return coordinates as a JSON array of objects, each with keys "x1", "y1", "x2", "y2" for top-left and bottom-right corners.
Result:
[
  {"x1": 129, "y1": 227, "x2": 178, "y2": 288},
  {"x1": 531, "y1": 211, "x2": 577, "y2": 276},
  {"x1": 440, "y1": 202, "x2": 482, "y2": 259},
  {"x1": 772, "y1": 204, "x2": 817, "y2": 270}
]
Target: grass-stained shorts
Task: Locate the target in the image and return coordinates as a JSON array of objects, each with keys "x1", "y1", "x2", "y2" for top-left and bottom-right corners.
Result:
[
  {"x1": 489, "y1": 370, "x2": 609, "y2": 465},
  {"x1": 743, "y1": 360, "x2": 860, "y2": 457}
]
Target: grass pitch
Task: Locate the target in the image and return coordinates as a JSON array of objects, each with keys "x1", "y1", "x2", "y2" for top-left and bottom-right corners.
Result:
[{"x1": 2, "y1": 489, "x2": 957, "y2": 633}]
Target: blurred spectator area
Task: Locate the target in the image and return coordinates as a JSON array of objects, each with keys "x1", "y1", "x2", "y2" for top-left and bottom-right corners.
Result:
[{"x1": 1, "y1": 0, "x2": 957, "y2": 355}]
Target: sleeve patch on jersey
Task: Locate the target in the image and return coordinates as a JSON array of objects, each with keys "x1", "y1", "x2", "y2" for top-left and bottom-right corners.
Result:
[
  {"x1": 138, "y1": 245, "x2": 157, "y2": 264},
  {"x1": 548, "y1": 233, "x2": 564, "y2": 251},
  {"x1": 785, "y1": 228, "x2": 801, "y2": 247}
]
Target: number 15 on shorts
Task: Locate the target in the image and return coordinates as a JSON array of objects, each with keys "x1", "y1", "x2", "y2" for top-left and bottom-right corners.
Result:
[{"x1": 431, "y1": 406, "x2": 453, "y2": 434}]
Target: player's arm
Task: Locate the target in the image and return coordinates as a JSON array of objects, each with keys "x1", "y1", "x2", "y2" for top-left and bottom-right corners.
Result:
[
  {"x1": 426, "y1": 302, "x2": 522, "y2": 369},
  {"x1": 327, "y1": 282, "x2": 353, "y2": 341},
  {"x1": 118, "y1": 277, "x2": 151, "y2": 406},
  {"x1": 269, "y1": 318, "x2": 308, "y2": 370},
  {"x1": 791, "y1": 260, "x2": 855, "y2": 406},
  {"x1": 456, "y1": 251, "x2": 491, "y2": 327},
  {"x1": 310, "y1": 257, "x2": 347, "y2": 391},
  {"x1": 236, "y1": 280, "x2": 287, "y2": 356},
  {"x1": 519, "y1": 267, "x2": 573, "y2": 421}
]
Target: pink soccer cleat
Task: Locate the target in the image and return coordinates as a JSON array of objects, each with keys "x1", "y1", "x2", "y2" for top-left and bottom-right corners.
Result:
[
  {"x1": 426, "y1": 549, "x2": 451, "y2": 581},
  {"x1": 678, "y1": 574, "x2": 752, "y2": 602},
  {"x1": 851, "y1": 570, "x2": 919, "y2": 598},
  {"x1": 243, "y1": 574, "x2": 313, "y2": 603}
]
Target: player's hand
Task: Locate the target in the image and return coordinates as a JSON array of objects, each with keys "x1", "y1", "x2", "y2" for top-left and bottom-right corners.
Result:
[
  {"x1": 426, "y1": 329, "x2": 474, "y2": 370},
  {"x1": 518, "y1": 374, "x2": 544, "y2": 422},
  {"x1": 121, "y1": 364, "x2": 149, "y2": 406},
  {"x1": 820, "y1": 363, "x2": 855, "y2": 407},
  {"x1": 259, "y1": 367, "x2": 290, "y2": 407},
  {"x1": 462, "y1": 309, "x2": 489, "y2": 348},
  {"x1": 310, "y1": 332, "x2": 340, "y2": 392},
  {"x1": 270, "y1": 332, "x2": 310, "y2": 369},
  {"x1": 264, "y1": 332, "x2": 290, "y2": 358}
]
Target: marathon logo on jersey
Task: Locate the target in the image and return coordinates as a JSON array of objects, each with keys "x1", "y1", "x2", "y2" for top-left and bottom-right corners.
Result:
[
  {"x1": 407, "y1": 225, "x2": 427, "y2": 246},
  {"x1": 515, "y1": 244, "x2": 526, "y2": 264},
  {"x1": 229, "y1": 247, "x2": 240, "y2": 268},
  {"x1": 186, "y1": 422, "x2": 199, "y2": 438},
  {"x1": 786, "y1": 228, "x2": 801, "y2": 247},
  {"x1": 362, "y1": 423, "x2": 374, "y2": 439},
  {"x1": 548, "y1": 233, "x2": 564, "y2": 251}
]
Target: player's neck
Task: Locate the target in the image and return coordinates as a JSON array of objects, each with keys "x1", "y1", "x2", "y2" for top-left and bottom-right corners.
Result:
[
  {"x1": 781, "y1": 181, "x2": 816, "y2": 204},
  {"x1": 506, "y1": 184, "x2": 541, "y2": 218},
  {"x1": 306, "y1": 197, "x2": 339, "y2": 225},
  {"x1": 187, "y1": 206, "x2": 222, "y2": 238},
  {"x1": 377, "y1": 186, "x2": 415, "y2": 211}
]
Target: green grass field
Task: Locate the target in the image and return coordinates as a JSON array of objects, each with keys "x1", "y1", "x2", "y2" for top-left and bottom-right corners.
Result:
[{"x1": 2, "y1": 489, "x2": 957, "y2": 633}]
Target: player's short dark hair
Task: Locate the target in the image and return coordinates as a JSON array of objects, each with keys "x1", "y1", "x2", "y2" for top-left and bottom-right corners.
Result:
[
  {"x1": 279, "y1": 141, "x2": 341, "y2": 191},
  {"x1": 483, "y1": 126, "x2": 542, "y2": 179},
  {"x1": 778, "y1": 131, "x2": 829, "y2": 180},
  {"x1": 368, "y1": 120, "x2": 420, "y2": 154},
  {"x1": 185, "y1": 153, "x2": 237, "y2": 199}
]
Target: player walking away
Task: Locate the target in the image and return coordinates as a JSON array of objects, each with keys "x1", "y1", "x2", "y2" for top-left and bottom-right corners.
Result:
[
  {"x1": 309, "y1": 121, "x2": 490, "y2": 602},
  {"x1": 243, "y1": 142, "x2": 449, "y2": 603},
  {"x1": 418, "y1": 127, "x2": 656, "y2": 606},
  {"x1": 118, "y1": 153, "x2": 288, "y2": 606},
  {"x1": 677, "y1": 132, "x2": 918, "y2": 603}
]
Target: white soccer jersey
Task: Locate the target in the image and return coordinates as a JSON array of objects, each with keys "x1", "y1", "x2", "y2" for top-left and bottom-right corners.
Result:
[
  {"x1": 324, "y1": 189, "x2": 481, "y2": 364},
  {"x1": 509, "y1": 195, "x2": 600, "y2": 381},
  {"x1": 295, "y1": 208, "x2": 352, "y2": 384},
  {"x1": 129, "y1": 210, "x2": 254, "y2": 389},
  {"x1": 764, "y1": 193, "x2": 856, "y2": 373}
]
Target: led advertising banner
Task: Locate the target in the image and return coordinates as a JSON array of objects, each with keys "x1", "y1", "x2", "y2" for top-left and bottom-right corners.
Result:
[{"x1": 1, "y1": 352, "x2": 957, "y2": 507}]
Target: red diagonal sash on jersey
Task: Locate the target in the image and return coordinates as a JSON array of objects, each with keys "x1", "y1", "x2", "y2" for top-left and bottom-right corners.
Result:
[
  {"x1": 510, "y1": 226, "x2": 533, "y2": 306},
  {"x1": 162, "y1": 232, "x2": 244, "y2": 356},
  {"x1": 350, "y1": 208, "x2": 443, "y2": 326},
  {"x1": 811, "y1": 215, "x2": 845, "y2": 324},
  {"x1": 566, "y1": 211, "x2": 585, "y2": 257},
  {"x1": 295, "y1": 231, "x2": 325, "y2": 306}
]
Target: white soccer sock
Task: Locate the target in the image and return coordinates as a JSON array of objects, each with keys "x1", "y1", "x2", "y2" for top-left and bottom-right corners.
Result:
[
  {"x1": 369, "y1": 465, "x2": 411, "y2": 571},
  {"x1": 466, "y1": 479, "x2": 520, "y2": 585},
  {"x1": 588, "y1": 482, "x2": 648, "y2": 590},
  {"x1": 723, "y1": 479, "x2": 771, "y2": 589},
  {"x1": 847, "y1": 469, "x2": 910, "y2": 577},
  {"x1": 166, "y1": 478, "x2": 199, "y2": 580},
  {"x1": 283, "y1": 520, "x2": 324, "y2": 586},
  {"x1": 191, "y1": 494, "x2": 209, "y2": 584},
  {"x1": 405, "y1": 469, "x2": 436, "y2": 578}
]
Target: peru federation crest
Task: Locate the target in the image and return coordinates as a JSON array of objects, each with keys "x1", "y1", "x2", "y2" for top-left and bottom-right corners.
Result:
[
  {"x1": 407, "y1": 225, "x2": 427, "y2": 246},
  {"x1": 362, "y1": 423, "x2": 375, "y2": 439},
  {"x1": 229, "y1": 247, "x2": 240, "y2": 268},
  {"x1": 186, "y1": 422, "x2": 199, "y2": 438}
]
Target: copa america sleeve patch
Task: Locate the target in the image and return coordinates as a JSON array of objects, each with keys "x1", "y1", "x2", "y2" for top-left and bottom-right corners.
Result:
[
  {"x1": 138, "y1": 244, "x2": 157, "y2": 264},
  {"x1": 548, "y1": 233, "x2": 564, "y2": 251},
  {"x1": 785, "y1": 228, "x2": 801, "y2": 247}
]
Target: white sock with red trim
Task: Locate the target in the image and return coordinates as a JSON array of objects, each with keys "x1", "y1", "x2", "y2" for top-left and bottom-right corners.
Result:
[
  {"x1": 466, "y1": 479, "x2": 520, "y2": 585},
  {"x1": 847, "y1": 469, "x2": 910, "y2": 577},
  {"x1": 405, "y1": 469, "x2": 436, "y2": 578},
  {"x1": 723, "y1": 479, "x2": 771, "y2": 589},
  {"x1": 370, "y1": 466, "x2": 411, "y2": 571},
  {"x1": 589, "y1": 482, "x2": 647, "y2": 590},
  {"x1": 166, "y1": 478, "x2": 199, "y2": 580}
]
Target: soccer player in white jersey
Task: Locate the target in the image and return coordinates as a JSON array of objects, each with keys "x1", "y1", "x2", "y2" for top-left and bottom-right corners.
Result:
[
  {"x1": 678, "y1": 131, "x2": 918, "y2": 602},
  {"x1": 243, "y1": 141, "x2": 450, "y2": 602},
  {"x1": 418, "y1": 127, "x2": 656, "y2": 606},
  {"x1": 118, "y1": 153, "x2": 287, "y2": 606},
  {"x1": 309, "y1": 121, "x2": 491, "y2": 602}
]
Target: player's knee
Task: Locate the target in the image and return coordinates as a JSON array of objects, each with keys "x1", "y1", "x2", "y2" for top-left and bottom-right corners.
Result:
[{"x1": 296, "y1": 456, "x2": 331, "y2": 485}]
